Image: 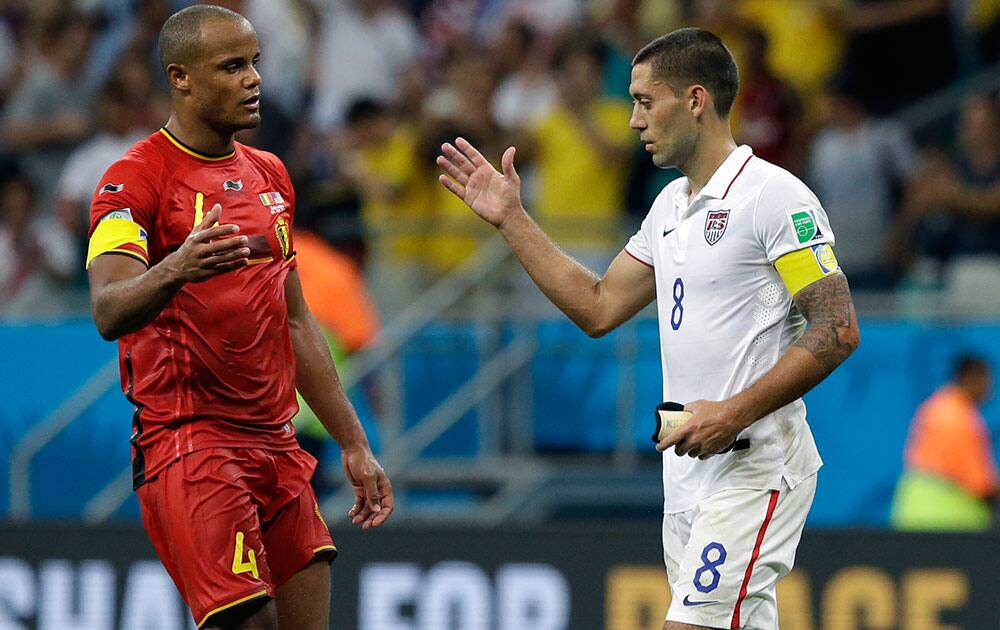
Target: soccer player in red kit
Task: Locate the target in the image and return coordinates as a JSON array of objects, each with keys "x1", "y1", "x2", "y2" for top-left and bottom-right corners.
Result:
[{"x1": 85, "y1": 5, "x2": 393, "y2": 629}]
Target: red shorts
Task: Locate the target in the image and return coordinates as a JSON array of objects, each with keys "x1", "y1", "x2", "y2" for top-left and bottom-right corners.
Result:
[{"x1": 137, "y1": 447, "x2": 336, "y2": 628}]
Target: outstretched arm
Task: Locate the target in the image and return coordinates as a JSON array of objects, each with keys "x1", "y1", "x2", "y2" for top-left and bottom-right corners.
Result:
[
  {"x1": 437, "y1": 138, "x2": 655, "y2": 336},
  {"x1": 285, "y1": 269, "x2": 393, "y2": 529},
  {"x1": 660, "y1": 273, "x2": 860, "y2": 457}
]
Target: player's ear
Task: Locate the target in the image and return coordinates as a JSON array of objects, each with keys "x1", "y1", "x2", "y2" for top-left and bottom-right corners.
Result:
[
  {"x1": 688, "y1": 84, "x2": 709, "y2": 118},
  {"x1": 166, "y1": 63, "x2": 191, "y2": 92}
]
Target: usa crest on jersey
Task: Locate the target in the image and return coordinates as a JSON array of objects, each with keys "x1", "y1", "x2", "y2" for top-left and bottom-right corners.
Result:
[{"x1": 704, "y1": 209, "x2": 730, "y2": 245}]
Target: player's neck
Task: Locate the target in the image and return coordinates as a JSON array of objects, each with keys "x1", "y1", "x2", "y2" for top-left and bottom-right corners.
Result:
[
  {"x1": 685, "y1": 132, "x2": 738, "y2": 199},
  {"x1": 163, "y1": 113, "x2": 236, "y2": 156}
]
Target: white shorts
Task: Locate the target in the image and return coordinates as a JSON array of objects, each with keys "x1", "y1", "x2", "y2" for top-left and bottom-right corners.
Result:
[{"x1": 662, "y1": 474, "x2": 816, "y2": 629}]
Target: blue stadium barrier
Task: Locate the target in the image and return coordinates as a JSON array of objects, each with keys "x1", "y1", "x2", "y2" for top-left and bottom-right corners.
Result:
[
  {"x1": 2, "y1": 318, "x2": 998, "y2": 525},
  {"x1": 401, "y1": 322, "x2": 480, "y2": 456},
  {"x1": 807, "y1": 320, "x2": 1000, "y2": 525},
  {"x1": 0, "y1": 320, "x2": 132, "y2": 517}
]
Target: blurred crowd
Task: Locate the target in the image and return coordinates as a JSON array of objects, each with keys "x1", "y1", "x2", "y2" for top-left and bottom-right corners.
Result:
[{"x1": 0, "y1": 0, "x2": 999, "y2": 320}]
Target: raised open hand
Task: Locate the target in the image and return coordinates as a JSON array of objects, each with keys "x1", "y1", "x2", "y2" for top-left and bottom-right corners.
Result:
[
  {"x1": 166, "y1": 203, "x2": 249, "y2": 283},
  {"x1": 436, "y1": 137, "x2": 523, "y2": 228}
]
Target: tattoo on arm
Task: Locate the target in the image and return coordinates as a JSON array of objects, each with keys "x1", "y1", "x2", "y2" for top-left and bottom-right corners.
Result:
[{"x1": 792, "y1": 273, "x2": 860, "y2": 373}]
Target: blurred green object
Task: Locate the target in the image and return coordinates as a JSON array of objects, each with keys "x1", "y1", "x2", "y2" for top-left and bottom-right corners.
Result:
[
  {"x1": 890, "y1": 471, "x2": 993, "y2": 531},
  {"x1": 293, "y1": 330, "x2": 349, "y2": 440}
]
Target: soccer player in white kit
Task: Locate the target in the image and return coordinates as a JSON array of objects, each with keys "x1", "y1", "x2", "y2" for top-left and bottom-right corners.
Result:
[{"x1": 436, "y1": 28, "x2": 860, "y2": 630}]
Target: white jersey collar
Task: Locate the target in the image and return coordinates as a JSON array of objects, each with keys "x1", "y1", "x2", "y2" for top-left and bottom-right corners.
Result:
[{"x1": 694, "y1": 144, "x2": 754, "y2": 201}]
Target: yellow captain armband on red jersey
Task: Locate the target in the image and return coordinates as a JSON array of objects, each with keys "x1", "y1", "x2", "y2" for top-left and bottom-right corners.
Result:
[
  {"x1": 774, "y1": 243, "x2": 840, "y2": 296},
  {"x1": 86, "y1": 213, "x2": 150, "y2": 268}
]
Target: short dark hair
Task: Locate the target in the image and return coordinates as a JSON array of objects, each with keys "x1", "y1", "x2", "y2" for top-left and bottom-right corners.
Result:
[
  {"x1": 553, "y1": 37, "x2": 607, "y2": 72},
  {"x1": 1, "y1": 173, "x2": 35, "y2": 204},
  {"x1": 99, "y1": 76, "x2": 129, "y2": 105},
  {"x1": 633, "y1": 28, "x2": 739, "y2": 118},
  {"x1": 954, "y1": 354, "x2": 991, "y2": 381},
  {"x1": 157, "y1": 4, "x2": 250, "y2": 72},
  {"x1": 345, "y1": 98, "x2": 387, "y2": 126},
  {"x1": 42, "y1": 9, "x2": 92, "y2": 42}
]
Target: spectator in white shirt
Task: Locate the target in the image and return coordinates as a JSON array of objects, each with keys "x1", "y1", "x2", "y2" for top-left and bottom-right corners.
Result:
[
  {"x1": 807, "y1": 73, "x2": 922, "y2": 289},
  {"x1": 0, "y1": 175, "x2": 78, "y2": 317},
  {"x1": 308, "y1": 0, "x2": 421, "y2": 132},
  {"x1": 54, "y1": 78, "x2": 151, "y2": 254}
]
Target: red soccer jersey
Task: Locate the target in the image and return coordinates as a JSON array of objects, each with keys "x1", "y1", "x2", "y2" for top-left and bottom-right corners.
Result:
[{"x1": 88, "y1": 128, "x2": 301, "y2": 488}]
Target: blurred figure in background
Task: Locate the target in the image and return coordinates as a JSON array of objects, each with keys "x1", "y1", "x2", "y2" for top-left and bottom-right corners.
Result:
[
  {"x1": 108, "y1": 46, "x2": 171, "y2": 130},
  {"x1": 840, "y1": 0, "x2": 956, "y2": 115},
  {"x1": 480, "y1": 0, "x2": 584, "y2": 41},
  {"x1": 892, "y1": 355, "x2": 998, "y2": 531},
  {"x1": 0, "y1": 9, "x2": 95, "y2": 208},
  {"x1": 0, "y1": 9, "x2": 19, "y2": 98},
  {"x1": 807, "y1": 72, "x2": 922, "y2": 290},
  {"x1": 489, "y1": 20, "x2": 556, "y2": 133},
  {"x1": 734, "y1": 27, "x2": 803, "y2": 172},
  {"x1": 586, "y1": 0, "x2": 650, "y2": 99},
  {"x1": 900, "y1": 93, "x2": 1000, "y2": 309},
  {"x1": 0, "y1": 174, "x2": 77, "y2": 316},
  {"x1": 82, "y1": 0, "x2": 171, "y2": 94},
  {"x1": 964, "y1": 0, "x2": 1000, "y2": 67},
  {"x1": 54, "y1": 77, "x2": 153, "y2": 272},
  {"x1": 423, "y1": 49, "x2": 498, "y2": 275},
  {"x1": 338, "y1": 97, "x2": 436, "y2": 317},
  {"x1": 309, "y1": 0, "x2": 421, "y2": 132},
  {"x1": 529, "y1": 38, "x2": 633, "y2": 265},
  {"x1": 704, "y1": 0, "x2": 845, "y2": 121}
]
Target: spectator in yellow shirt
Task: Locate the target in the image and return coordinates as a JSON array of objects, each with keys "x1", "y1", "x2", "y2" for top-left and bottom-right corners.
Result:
[
  {"x1": 339, "y1": 98, "x2": 435, "y2": 316},
  {"x1": 530, "y1": 39, "x2": 634, "y2": 261},
  {"x1": 735, "y1": 0, "x2": 844, "y2": 111}
]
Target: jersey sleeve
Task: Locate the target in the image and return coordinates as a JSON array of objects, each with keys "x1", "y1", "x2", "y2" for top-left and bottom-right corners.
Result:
[
  {"x1": 86, "y1": 155, "x2": 159, "y2": 269},
  {"x1": 755, "y1": 172, "x2": 840, "y2": 295},
  {"x1": 624, "y1": 212, "x2": 654, "y2": 267},
  {"x1": 754, "y1": 172, "x2": 835, "y2": 261}
]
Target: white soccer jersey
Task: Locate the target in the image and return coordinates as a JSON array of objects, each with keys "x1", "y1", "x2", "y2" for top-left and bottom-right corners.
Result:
[{"x1": 625, "y1": 145, "x2": 830, "y2": 513}]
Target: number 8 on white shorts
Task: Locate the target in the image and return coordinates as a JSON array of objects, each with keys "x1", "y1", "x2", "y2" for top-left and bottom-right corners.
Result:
[{"x1": 662, "y1": 475, "x2": 817, "y2": 629}]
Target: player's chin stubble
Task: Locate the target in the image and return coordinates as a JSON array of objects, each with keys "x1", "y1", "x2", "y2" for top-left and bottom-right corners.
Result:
[{"x1": 226, "y1": 110, "x2": 261, "y2": 131}]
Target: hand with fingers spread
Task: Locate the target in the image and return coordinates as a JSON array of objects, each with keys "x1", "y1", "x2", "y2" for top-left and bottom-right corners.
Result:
[
  {"x1": 655, "y1": 399, "x2": 752, "y2": 459},
  {"x1": 343, "y1": 445, "x2": 394, "y2": 530},
  {"x1": 436, "y1": 137, "x2": 524, "y2": 228},
  {"x1": 164, "y1": 203, "x2": 250, "y2": 283}
]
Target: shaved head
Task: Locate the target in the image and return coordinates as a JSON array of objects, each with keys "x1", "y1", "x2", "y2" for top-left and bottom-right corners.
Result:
[
  {"x1": 158, "y1": 4, "x2": 251, "y2": 72},
  {"x1": 157, "y1": 4, "x2": 262, "y2": 134}
]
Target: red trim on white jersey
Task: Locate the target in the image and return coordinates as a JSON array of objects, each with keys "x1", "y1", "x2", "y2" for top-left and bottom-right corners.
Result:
[
  {"x1": 730, "y1": 489, "x2": 780, "y2": 628},
  {"x1": 624, "y1": 248, "x2": 654, "y2": 268},
  {"x1": 722, "y1": 155, "x2": 754, "y2": 199}
]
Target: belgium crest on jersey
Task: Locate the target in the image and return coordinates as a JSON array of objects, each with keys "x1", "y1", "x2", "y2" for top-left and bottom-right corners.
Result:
[
  {"x1": 274, "y1": 215, "x2": 290, "y2": 259},
  {"x1": 704, "y1": 209, "x2": 730, "y2": 246}
]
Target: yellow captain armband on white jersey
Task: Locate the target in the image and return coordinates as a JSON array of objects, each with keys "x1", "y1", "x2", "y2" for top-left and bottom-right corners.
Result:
[
  {"x1": 86, "y1": 214, "x2": 150, "y2": 269},
  {"x1": 774, "y1": 243, "x2": 840, "y2": 296}
]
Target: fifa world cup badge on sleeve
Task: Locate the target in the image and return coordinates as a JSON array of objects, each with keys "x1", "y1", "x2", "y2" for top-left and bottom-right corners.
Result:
[{"x1": 787, "y1": 208, "x2": 825, "y2": 244}]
